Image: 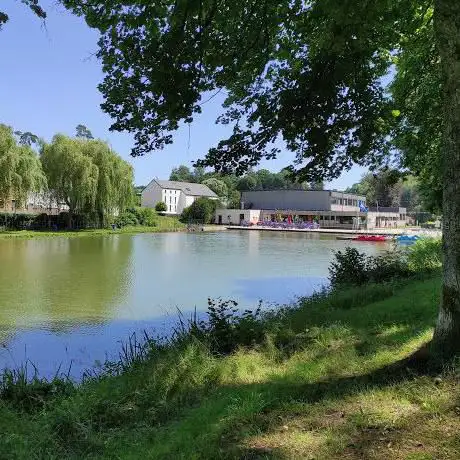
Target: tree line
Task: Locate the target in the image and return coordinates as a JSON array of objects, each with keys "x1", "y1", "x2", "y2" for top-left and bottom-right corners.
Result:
[
  {"x1": 345, "y1": 169, "x2": 435, "y2": 213},
  {"x1": 168, "y1": 165, "x2": 324, "y2": 208},
  {"x1": 0, "y1": 124, "x2": 134, "y2": 228}
]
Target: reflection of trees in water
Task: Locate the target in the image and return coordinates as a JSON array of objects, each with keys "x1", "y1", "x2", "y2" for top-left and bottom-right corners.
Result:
[{"x1": 0, "y1": 236, "x2": 133, "y2": 332}]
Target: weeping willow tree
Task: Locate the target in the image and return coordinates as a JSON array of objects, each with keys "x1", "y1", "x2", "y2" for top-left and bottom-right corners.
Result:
[
  {"x1": 82, "y1": 138, "x2": 134, "y2": 226},
  {"x1": 41, "y1": 134, "x2": 133, "y2": 227},
  {"x1": 0, "y1": 124, "x2": 46, "y2": 209}
]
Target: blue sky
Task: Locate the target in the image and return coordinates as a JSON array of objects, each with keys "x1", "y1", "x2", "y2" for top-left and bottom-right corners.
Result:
[{"x1": 0, "y1": 0, "x2": 366, "y2": 188}]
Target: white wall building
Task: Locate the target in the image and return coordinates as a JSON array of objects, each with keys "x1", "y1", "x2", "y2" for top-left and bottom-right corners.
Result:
[
  {"x1": 141, "y1": 180, "x2": 218, "y2": 215},
  {"x1": 215, "y1": 190, "x2": 407, "y2": 230},
  {"x1": 0, "y1": 192, "x2": 69, "y2": 215}
]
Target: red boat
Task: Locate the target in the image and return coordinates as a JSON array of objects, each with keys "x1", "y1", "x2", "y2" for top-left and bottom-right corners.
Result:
[{"x1": 354, "y1": 235, "x2": 387, "y2": 242}]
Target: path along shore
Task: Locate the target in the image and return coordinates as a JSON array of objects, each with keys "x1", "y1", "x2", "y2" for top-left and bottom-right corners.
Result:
[{"x1": 225, "y1": 225, "x2": 441, "y2": 238}]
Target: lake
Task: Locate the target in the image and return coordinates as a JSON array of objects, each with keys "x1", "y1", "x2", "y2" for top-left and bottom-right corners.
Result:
[{"x1": 0, "y1": 231, "x2": 386, "y2": 379}]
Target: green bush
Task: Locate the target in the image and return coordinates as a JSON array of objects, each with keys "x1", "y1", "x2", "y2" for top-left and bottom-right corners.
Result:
[
  {"x1": 408, "y1": 238, "x2": 442, "y2": 272},
  {"x1": 114, "y1": 207, "x2": 159, "y2": 228},
  {"x1": 367, "y1": 249, "x2": 411, "y2": 283},
  {"x1": 329, "y1": 241, "x2": 442, "y2": 289},
  {"x1": 328, "y1": 247, "x2": 369, "y2": 286},
  {"x1": 155, "y1": 201, "x2": 167, "y2": 212},
  {"x1": 174, "y1": 299, "x2": 265, "y2": 356},
  {"x1": 329, "y1": 247, "x2": 410, "y2": 288},
  {"x1": 180, "y1": 197, "x2": 218, "y2": 224}
]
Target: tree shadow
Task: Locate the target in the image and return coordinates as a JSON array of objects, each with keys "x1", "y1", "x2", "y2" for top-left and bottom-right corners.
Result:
[{"x1": 221, "y1": 351, "x2": 444, "y2": 459}]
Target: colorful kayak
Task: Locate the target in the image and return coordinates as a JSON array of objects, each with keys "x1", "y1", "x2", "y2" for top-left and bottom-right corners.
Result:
[{"x1": 354, "y1": 235, "x2": 387, "y2": 242}]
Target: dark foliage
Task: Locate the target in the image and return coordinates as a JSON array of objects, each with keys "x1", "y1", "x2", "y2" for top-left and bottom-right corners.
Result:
[
  {"x1": 329, "y1": 247, "x2": 411, "y2": 287},
  {"x1": 155, "y1": 201, "x2": 167, "y2": 213},
  {"x1": 180, "y1": 197, "x2": 218, "y2": 224},
  {"x1": 114, "y1": 207, "x2": 158, "y2": 227}
]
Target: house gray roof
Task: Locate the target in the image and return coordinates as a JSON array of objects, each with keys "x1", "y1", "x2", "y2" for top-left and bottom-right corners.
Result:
[{"x1": 155, "y1": 180, "x2": 217, "y2": 197}]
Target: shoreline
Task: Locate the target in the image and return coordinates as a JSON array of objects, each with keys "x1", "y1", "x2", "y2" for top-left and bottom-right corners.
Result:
[
  {"x1": 0, "y1": 275, "x2": 448, "y2": 459},
  {"x1": 0, "y1": 224, "x2": 229, "y2": 240},
  {"x1": 0, "y1": 225, "x2": 185, "y2": 240},
  {"x1": 225, "y1": 225, "x2": 441, "y2": 237}
]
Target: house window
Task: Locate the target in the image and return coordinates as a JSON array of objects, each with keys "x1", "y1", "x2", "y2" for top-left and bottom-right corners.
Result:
[{"x1": 175, "y1": 197, "x2": 177, "y2": 204}]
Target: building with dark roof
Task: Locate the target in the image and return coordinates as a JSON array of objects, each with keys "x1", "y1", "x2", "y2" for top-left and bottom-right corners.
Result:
[{"x1": 141, "y1": 179, "x2": 217, "y2": 214}]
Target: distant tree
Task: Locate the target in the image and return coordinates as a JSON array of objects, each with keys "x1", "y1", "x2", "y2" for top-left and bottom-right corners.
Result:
[
  {"x1": 346, "y1": 170, "x2": 403, "y2": 208},
  {"x1": 400, "y1": 176, "x2": 422, "y2": 212},
  {"x1": 0, "y1": 1, "x2": 46, "y2": 31},
  {"x1": 75, "y1": 124, "x2": 94, "y2": 139},
  {"x1": 41, "y1": 135, "x2": 133, "y2": 226},
  {"x1": 202, "y1": 178, "x2": 228, "y2": 198},
  {"x1": 0, "y1": 124, "x2": 46, "y2": 207},
  {"x1": 227, "y1": 190, "x2": 241, "y2": 209},
  {"x1": 169, "y1": 165, "x2": 194, "y2": 183},
  {"x1": 192, "y1": 166, "x2": 206, "y2": 183},
  {"x1": 13, "y1": 130, "x2": 42, "y2": 148},
  {"x1": 155, "y1": 201, "x2": 167, "y2": 212},
  {"x1": 181, "y1": 197, "x2": 218, "y2": 224},
  {"x1": 236, "y1": 176, "x2": 257, "y2": 192},
  {"x1": 309, "y1": 181, "x2": 324, "y2": 191}
]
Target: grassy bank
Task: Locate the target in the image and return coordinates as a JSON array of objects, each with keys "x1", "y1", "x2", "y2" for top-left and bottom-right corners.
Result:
[
  {"x1": 0, "y1": 217, "x2": 185, "y2": 239},
  {"x1": 2, "y1": 275, "x2": 458, "y2": 459}
]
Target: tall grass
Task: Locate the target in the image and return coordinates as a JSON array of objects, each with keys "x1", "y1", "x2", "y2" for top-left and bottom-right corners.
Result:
[{"x1": 408, "y1": 237, "x2": 442, "y2": 272}]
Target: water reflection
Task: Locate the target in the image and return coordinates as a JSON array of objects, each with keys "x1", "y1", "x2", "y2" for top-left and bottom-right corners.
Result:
[
  {"x1": 0, "y1": 236, "x2": 133, "y2": 332},
  {"x1": 0, "y1": 231, "x2": 386, "y2": 379}
]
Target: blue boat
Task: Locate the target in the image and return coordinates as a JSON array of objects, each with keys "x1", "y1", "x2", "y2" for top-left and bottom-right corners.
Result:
[{"x1": 396, "y1": 235, "x2": 419, "y2": 243}]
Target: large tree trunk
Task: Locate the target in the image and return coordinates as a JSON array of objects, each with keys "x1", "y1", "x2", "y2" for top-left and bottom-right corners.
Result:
[{"x1": 432, "y1": 0, "x2": 460, "y2": 356}]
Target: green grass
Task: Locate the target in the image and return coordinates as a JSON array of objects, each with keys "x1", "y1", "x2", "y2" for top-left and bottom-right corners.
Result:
[
  {"x1": 2, "y1": 276, "x2": 458, "y2": 460},
  {"x1": 0, "y1": 218, "x2": 185, "y2": 239}
]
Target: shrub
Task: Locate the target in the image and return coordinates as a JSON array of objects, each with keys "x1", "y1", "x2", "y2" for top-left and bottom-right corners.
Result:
[
  {"x1": 175, "y1": 299, "x2": 265, "y2": 356},
  {"x1": 0, "y1": 212, "x2": 36, "y2": 230},
  {"x1": 329, "y1": 240, "x2": 442, "y2": 289},
  {"x1": 155, "y1": 201, "x2": 167, "y2": 212},
  {"x1": 367, "y1": 249, "x2": 411, "y2": 283},
  {"x1": 329, "y1": 247, "x2": 370, "y2": 286},
  {"x1": 329, "y1": 247, "x2": 411, "y2": 288},
  {"x1": 180, "y1": 197, "x2": 218, "y2": 224},
  {"x1": 408, "y1": 238, "x2": 442, "y2": 272},
  {"x1": 114, "y1": 207, "x2": 159, "y2": 228}
]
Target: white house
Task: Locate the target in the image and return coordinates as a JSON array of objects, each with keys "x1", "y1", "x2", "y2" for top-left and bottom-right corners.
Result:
[{"x1": 141, "y1": 180, "x2": 218, "y2": 215}]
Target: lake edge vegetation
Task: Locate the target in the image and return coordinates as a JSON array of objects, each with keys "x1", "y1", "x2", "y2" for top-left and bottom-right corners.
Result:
[{"x1": 1, "y1": 239, "x2": 455, "y2": 459}]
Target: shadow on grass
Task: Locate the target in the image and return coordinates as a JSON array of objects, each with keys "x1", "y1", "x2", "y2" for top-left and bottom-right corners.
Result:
[{"x1": 220, "y1": 352, "x2": 445, "y2": 460}]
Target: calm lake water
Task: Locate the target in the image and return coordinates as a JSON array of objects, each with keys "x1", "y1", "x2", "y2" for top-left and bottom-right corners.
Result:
[{"x1": 0, "y1": 231, "x2": 386, "y2": 379}]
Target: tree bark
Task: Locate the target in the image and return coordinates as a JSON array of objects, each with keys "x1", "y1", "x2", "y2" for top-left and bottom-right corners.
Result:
[{"x1": 432, "y1": 0, "x2": 460, "y2": 356}]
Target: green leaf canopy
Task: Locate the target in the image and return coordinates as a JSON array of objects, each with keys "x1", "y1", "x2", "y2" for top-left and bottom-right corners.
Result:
[{"x1": 0, "y1": 124, "x2": 46, "y2": 207}]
